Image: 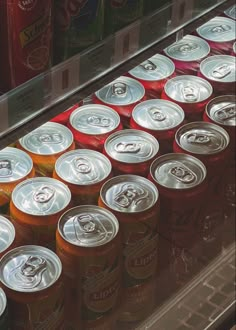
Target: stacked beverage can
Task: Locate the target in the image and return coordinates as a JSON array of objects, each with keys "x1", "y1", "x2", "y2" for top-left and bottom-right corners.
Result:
[
  {"x1": 0, "y1": 288, "x2": 9, "y2": 330},
  {"x1": 224, "y1": 4, "x2": 236, "y2": 20}
]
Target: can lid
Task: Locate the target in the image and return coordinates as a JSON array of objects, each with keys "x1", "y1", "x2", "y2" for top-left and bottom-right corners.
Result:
[
  {"x1": 164, "y1": 75, "x2": 212, "y2": 103},
  {"x1": 104, "y1": 129, "x2": 159, "y2": 164},
  {"x1": 69, "y1": 104, "x2": 120, "y2": 135},
  {"x1": 0, "y1": 288, "x2": 7, "y2": 316},
  {"x1": 100, "y1": 174, "x2": 159, "y2": 213},
  {"x1": 12, "y1": 177, "x2": 71, "y2": 216},
  {"x1": 175, "y1": 121, "x2": 230, "y2": 155},
  {"x1": 0, "y1": 216, "x2": 15, "y2": 254},
  {"x1": 0, "y1": 147, "x2": 33, "y2": 183},
  {"x1": 95, "y1": 76, "x2": 145, "y2": 106},
  {"x1": 200, "y1": 55, "x2": 236, "y2": 83},
  {"x1": 19, "y1": 122, "x2": 74, "y2": 155},
  {"x1": 233, "y1": 41, "x2": 236, "y2": 54},
  {"x1": 206, "y1": 95, "x2": 236, "y2": 126},
  {"x1": 164, "y1": 35, "x2": 210, "y2": 62},
  {"x1": 224, "y1": 4, "x2": 236, "y2": 20},
  {"x1": 58, "y1": 205, "x2": 119, "y2": 247},
  {"x1": 150, "y1": 153, "x2": 206, "y2": 189},
  {"x1": 0, "y1": 245, "x2": 62, "y2": 292},
  {"x1": 132, "y1": 99, "x2": 185, "y2": 131},
  {"x1": 128, "y1": 54, "x2": 175, "y2": 81},
  {"x1": 197, "y1": 16, "x2": 235, "y2": 42},
  {"x1": 55, "y1": 149, "x2": 112, "y2": 185}
]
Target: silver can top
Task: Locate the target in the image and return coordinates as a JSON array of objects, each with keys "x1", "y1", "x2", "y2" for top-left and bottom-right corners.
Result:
[
  {"x1": 150, "y1": 153, "x2": 206, "y2": 190},
  {"x1": 19, "y1": 122, "x2": 74, "y2": 155},
  {"x1": 0, "y1": 216, "x2": 15, "y2": 254},
  {"x1": 200, "y1": 55, "x2": 236, "y2": 83},
  {"x1": 11, "y1": 177, "x2": 71, "y2": 216},
  {"x1": 0, "y1": 147, "x2": 33, "y2": 183},
  {"x1": 69, "y1": 104, "x2": 120, "y2": 135},
  {"x1": 128, "y1": 54, "x2": 175, "y2": 81},
  {"x1": 58, "y1": 205, "x2": 119, "y2": 247},
  {"x1": 164, "y1": 35, "x2": 210, "y2": 62},
  {"x1": 104, "y1": 129, "x2": 159, "y2": 164},
  {"x1": 0, "y1": 288, "x2": 7, "y2": 317},
  {"x1": 164, "y1": 75, "x2": 212, "y2": 103},
  {"x1": 206, "y1": 95, "x2": 236, "y2": 127},
  {"x1": 100, "y1": 175, "x2": 159, "y2": 213},
  {"x1": 197, "y1": 16, "x2": 235, "y2": 42},
  {"x1": 224, "y1": 4, "x2": 236, "y2": 20},
  {"x1": 0, "y1": 245, "x2": 62, "y2": 293},
  {"x1": 95, "y1": 76, "x2": 145, "y2": 106},
  {"x1": 175, "y1": 121, "x2": 230, "y2": 155},
  {"x1": 132, "y1": 99, "x2": 185, "y2": 131},
  {"x1": 55, "y1": 149, "x2": 112, "y2": 185},
  {"x1": 233, "y1": 41, "x2": 236, "y2": 54}
]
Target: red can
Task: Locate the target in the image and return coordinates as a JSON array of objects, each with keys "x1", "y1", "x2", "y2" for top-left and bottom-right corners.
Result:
[
  {"x1": 68, "y1": 104, "x2": 123, "y2": 151},
  {"x1": 130, "y1": 99, "x2": 185, "y2": 154},
  {"x1": 128, "y1": 54, "x2": 175, "y2": 98},
  {"x1": 163, "y1": 35, "x2": 210, "y2": 75},
  {"x1": 93, "y1": 76, "x2": 146, "y2": 127},
  {"x1": 0, "y1": 0, "x2": 52, "y2": 91},
  {"x1": 50, "y1": 103, "x2": 81, "y2": 126},
  {"x1": 161, "y1": 75, "x2": 213, "y2": 122},
  {"x1": 103, "y1": 129, "x2": 160, "y2": 177}
]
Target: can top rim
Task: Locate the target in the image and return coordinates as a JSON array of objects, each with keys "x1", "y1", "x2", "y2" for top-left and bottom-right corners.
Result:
[
  {"x1": 0, "y1": 216, "x2": 15, "y2": 254},
  {"x1": 0, "y1": 288, "x2": 7, "y2": 316},
  {"x1": 205, "y1": 95, "x2": 236, "y2": 127}
]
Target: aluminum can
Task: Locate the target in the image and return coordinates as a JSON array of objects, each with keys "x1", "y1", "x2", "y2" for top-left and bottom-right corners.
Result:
[
  {"x1": 130, "y1": 99, "x2": 185, "y2": 154},
  {"x1": 0, "y1": 147, "x2": 35, "y2": 214},
  {"x1": 199, "y1": 55, "x2": 236, "y2": 95},
  {"x1": 104, "y1": 0, "x2": 143, "y2": 35},
  {"x1": 203, "y1": 95, "x2": 236, "y2": 156},
  {"x1": 0, "y1": 216, "x2": 15, "y2": 259},
  {"x1": 54, "y1": 0, "x2": 104, "y2": 62},
  {"x1": 232, "y1": 41, "x2": 236, "y2": 56},
  {"x1": 0, "y1": 0, "x2": 52, "y2": 91},
  {"x1": 17, "y1": 121, "x2": 75, "y2": 176},
  {"x1": 161, "y1": 75, "x2": 213, "y2": 122},
  {"x1": 224, "y1": 4, "x2": 236, "y2": 20},
  {"x1": 10, "y1": 177, "x2": 71, "y2": 251},
  {"x1": 53, "y1": 149, "x2": 112, "y2": 205},
  {"x1": 68, "y1": 104, "x2": 123, "y2": 151},
  {"x1": 50, "y1": 102, "x2": 81, "y2": 126},
  {"x1": 103, "y1": 129, "x2": 160, "y2": 177},
  {"x1": 128, "y1": 54, "x2": 175, "y2": 98},
  {"x1": 163, "y1": 35, "x2": 210, "y2": 75},
  {"x1": 56, "y1": 205, "x2": 121, "y2": 330},
  {"x1": 0, "y1": 245, "x2": 65, "y2": 329},
  {"x1": 94, "y1": 76, "x2": 146, "y2": 127},
  {"x1": 0, "y1": 288, "x2": 9, "y2": 330},
  {"x1": 98, "y1": 174, "x2": 159, "y2": 322},
  {"x1": 196, "y1": 16, "x2": 235, "y2": 54}
]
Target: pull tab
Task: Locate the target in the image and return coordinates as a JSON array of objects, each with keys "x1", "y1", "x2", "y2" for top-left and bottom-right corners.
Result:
[
  {"x1": 186, "y1": 133, "x2": 211, "y2": 144},
  {"x1": 112, "y1": 82, "x2": 127, "y2": 96},
  {"x1": 87, "y1": 115, "x2": 111, "y2": 128},
  {"x1": 211, "y1": 24, "x2": 231, "y2": 34},
  {"x1": 140, "y1": 60, "x2": 157, "y2": 71},
  {"x1": 169, "y1": 164, "x2": 196, "y2": 184},
  {"x1": 73, "y1": 157, "x2": 92, "y2": 174},
  {"x1": 178, "y1": 42, "x2": 199, "y2": 54},
  {"x1": 215, "y1": 104, "x2": 236, "y2": 121},
  {"x1": 212, "y1": 64, "x2": 232, "y2": 79},
  {"x1": 181, "y1": 84, "x2": 200, "y2": 102},
  {"x1": 148, "y1": 107, "x2": 166, "y2": 122},
  {"x1": 114, "y1": 183, "x2": 148, "y2": 209},
  {"x1": 33, "y1": 185, "x2": 55, "y2": 203},
  {"x1": 21, "y1": 256, "x2": 47, "y2": 277},
  {"x1": 75, "y1": 214, "x2": 97, "y2": 233},
  {"x1": 38, "y1": 133, "x2": 63, "y2": 144},
  {"x1": 114, "y1": 142, "x2": 141, "y2": 154},
  {"x1": 0, "y1": 159, "x2": 12, "y2": 177}
]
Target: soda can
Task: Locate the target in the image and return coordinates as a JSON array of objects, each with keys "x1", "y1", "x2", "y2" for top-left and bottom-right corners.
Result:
[
  {"x1": 128, "y1": 54, "x2": 175, "y2": 98},
  {"x1": 103, "y1": 129, "x2": 160, "y2": 177},
  {"x1": 0, "y1": 0, "x2": 52, "y2": 91},
  {"x1": 10, "y1": 177, "x2": 71, "y2": 251},
  {"x1": 203, "y1": 95, "x2": 236, "y2": 156},
  {"x1": 0, "y1": 216, "x2": 15, "y2": 259},
  {"x1": 199, "y1": 55, "x2": 236, "y2": 95},
  {"x1": 0, "y1": 245, "x2": 65, "y2": 329},
  {"x1": 163, "y1": 35, "x2": 210, "y2": 75},
  {"x1": 98, "y1": 174, "x2": 159, "y2": 322},
  {"x1": 0, "y1": 288, "x2": 9, "y2": 330},
  {"x1": 149, "y1": 153, "x2": 207, "y2": 246},
  {"x1": 50, "y1": 102, "x2": 81, "y2": 126},
  {"x1": 53, "y1": 149, "x2": 112, "y2": 206},
  {"x1": 161, "y1": 75, "x2": 213, "y2": 122},
  {"x1": 94, "y1": 76, "x2": 146, "y2": 127},
  {"x1": 130, "y1": 99, "x2": 185, "y2": 154},
  {"x1": 54, "y1": 0, "x2": 104, "y2": 62},
  {"x1": 17, "y1": 121, "x2": 75, "y2": 176},
  {"x1": 56, "y1": 205, "x2": 121, "y2": 330},
  {"x1": 232, "y1": 41, "x2": 236, "y2": 56},
  {"x1": 0, "y1": 147, "x2": 35, "y2": 214},
  {"x1": 224, "y1": 4, "x2": 236, "y2": 20},
  {"x1": 68, "y1": 104, "x2": 123, "y2": 151},
  {"x1": 196, "y1": 16, "x2": 235, "y2": 54}
]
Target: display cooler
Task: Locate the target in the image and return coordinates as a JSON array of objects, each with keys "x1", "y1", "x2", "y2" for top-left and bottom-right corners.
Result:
[{"x1": 0, "y1": 0, "x2": 235, "y2": 329}]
